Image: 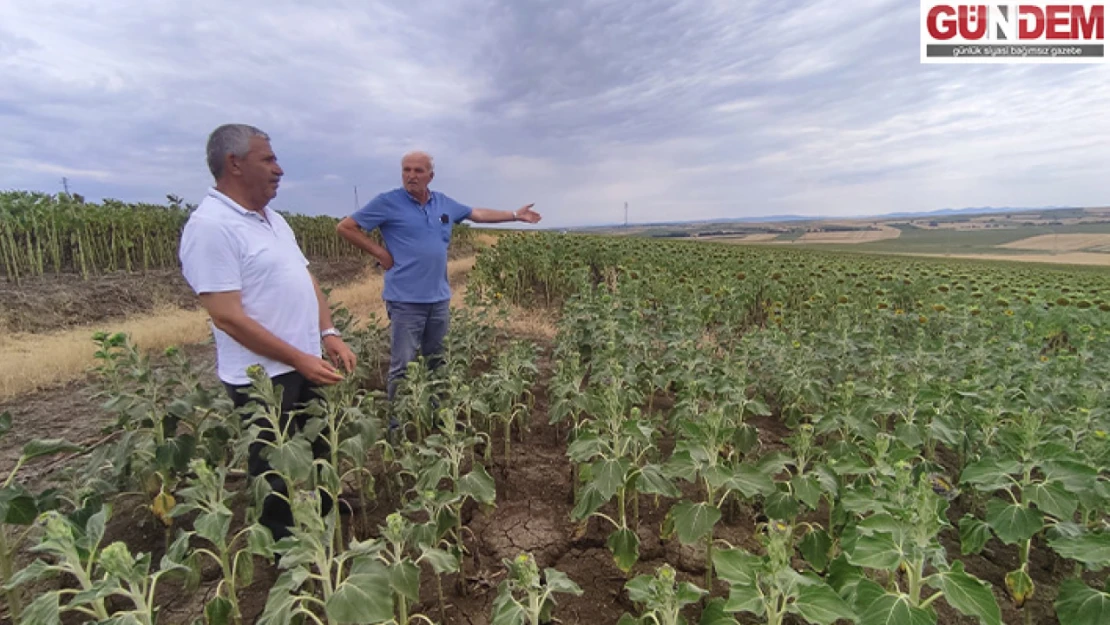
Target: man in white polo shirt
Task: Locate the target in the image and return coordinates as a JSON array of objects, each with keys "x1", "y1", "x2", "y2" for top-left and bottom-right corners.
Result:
[{"x1": 179, "y1": 123, "x2": 356, "y2": 541}]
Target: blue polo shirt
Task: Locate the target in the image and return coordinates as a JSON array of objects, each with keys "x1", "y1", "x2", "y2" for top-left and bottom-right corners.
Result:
[{"x1": 351, "y1": 188, "x2": 472, "y2": 303}]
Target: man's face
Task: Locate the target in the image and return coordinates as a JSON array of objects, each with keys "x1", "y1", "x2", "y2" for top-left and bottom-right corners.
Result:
[
  {"x1": 402, "y1": 155, "x2": 433, "y2": 196},
  {"x1": 232, "y1": 136, "x2": 283, "y2": 203}
]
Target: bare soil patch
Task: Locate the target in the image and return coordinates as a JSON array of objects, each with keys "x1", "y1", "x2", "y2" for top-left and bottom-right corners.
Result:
[
  {"x1": 911, "y1": 251, "x2": 1110, "y2": 267},
  {"x1": 997, "y1": 233, "x2": 1110, "y2": 252},
  {"x1": 704, "y1": 234, "x2": 780, "y2": 243},
  {"x1": 0, "y1": 257, "x2": 370, "y2": 334},
  {"x1": 795, "y1": 226, "x2": 901, "y2": 244}
]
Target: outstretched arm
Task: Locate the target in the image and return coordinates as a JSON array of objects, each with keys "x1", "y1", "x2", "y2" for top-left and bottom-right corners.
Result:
[{"x1": 468, "y1": 204, "x2": 542, "y2": 224}]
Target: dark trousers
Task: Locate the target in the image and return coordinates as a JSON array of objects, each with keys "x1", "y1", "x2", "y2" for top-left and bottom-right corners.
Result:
[
  {"x1": 385, "y1": 300, "x2": 451, "y2": 401},
  {"x1": 224, "y1": 370, "x2": 332, "y2": 541}
]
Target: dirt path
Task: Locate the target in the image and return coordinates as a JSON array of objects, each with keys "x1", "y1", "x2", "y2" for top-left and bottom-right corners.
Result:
[
  {"x1": 0, "y1": 253, "x2": 558, "y2": 480},
  {"x1": 0, "y1": 258, "x2": 476, "y2": 399}
]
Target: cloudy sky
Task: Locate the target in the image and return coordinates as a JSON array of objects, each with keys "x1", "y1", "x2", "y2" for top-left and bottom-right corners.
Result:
[{"x1": 2, "y1": 0, "x2": 1108, "y2": 228}]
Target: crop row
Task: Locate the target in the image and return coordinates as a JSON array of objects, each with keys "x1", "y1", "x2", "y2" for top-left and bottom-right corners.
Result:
[
  {"x1": 469, "y1": 232, "x2": 1110, "y2": 624},
  {"x1": 2, "y1": 232, "x2": 1108, "y2": 625},
  {"x1": 0, "y1": 191, "x2": 476, "y2": 282}
]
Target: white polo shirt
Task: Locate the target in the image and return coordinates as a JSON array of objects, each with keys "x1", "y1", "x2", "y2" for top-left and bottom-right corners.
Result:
[{"x1": 178, "y1": 188, "x2": 321, "y2": 386}]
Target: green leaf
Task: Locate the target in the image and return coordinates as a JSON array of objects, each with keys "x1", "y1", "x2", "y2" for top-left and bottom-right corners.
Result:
[
  {"x1": 491, "y1": 589, "x2": 528, "y2": 625},
  {"x1": 234, "y1": 549, "x2": 255, "y2": 588},
  {"x1": 592, "y1": 458, "x2": 631, "y2": 502},
  {"x1": 459, "y1": 464, "x2": 497, "y2": 505},
  {"x1": 929, "y1": 414, "x2": 963, "y2": 449},
  {"x1": 729, "y1": 465, "x2": 776, "y2": 499},
  {"x1": 543, "y1": 567, "x2": 584, "y2": 596},
  {"x1": 265, "y1": 439, "x2": 314, "y2": 483},
  {"x1": 703, "y1": 466, "x2": 733, "y2": 493},
  {"x1": 390, "y1": 560, "x2": 421, "y2": 602},
  {"x1": 960, "y1": 458, "x2": 1021, "y2": 492},
  {"x1": 670, "y1": 501, "x2": 721, "y2": 544},
  {"x1": 1043, "y1": 460, "x2": 1098, "y2": 493},
  {"x1": 935, "y1": 561, "x2": 1002, "y2": 625},
  {"x1": 246, "y1": 523, "x2": 275, "y2": 557},
  {"x1": 664, "y1": 451, "x2": 699, "y2": 483},
  {"x1": 624, "y1": 574, "x2": 655, "y2": 603},
  {"x1": 1055, "y1": 579, "x2": 1110, "y2": 625},
  {"x1": 420, "y1": 546, "x2": 460, "y2": 574},
  {"x1": 155, "y1": 434, "x2": 196, "y2": 473},
  {"x1": 21, "y1": 592, "x2": 61, "y2": 625},
  {"x1": 68, "y1": 578, "x2": 120, "y2": 606},
  {"x1": 5, "y1": 559, "x2": 55, "y2": 589},
  {"x1": 894, "y1": 422, "x2": 924, "y2": 449},
  {"x1": 414, "y1": 457, "x2": 450, "y2": 493},
  {"x1": 607, "y1": 527, "x2": 640, "y2": 572},
  {"x1": 0, "y1": 412, "x2": 11, "y2": 438},
  {"x1": 1027, "y1": 481, "x2": 1078, "y2": 521},
  {"x1": 205, "y1": 596, "x2": 234, "y2": 625},
  {"x1": 326, "y1": 558, "x2": 393, "y2": 624},
  {"x1": 677, "y1": 581, "x2": 708, "y2": 606},
  {"x1": 827, "y1": 553, "x2": 864, "y2": 596},
  {"x1": 764, "y1": 491, "x2": 799, "y2": 521},
  {"x1": 85, "y1": 505, "x2": 109, "y2": 548},
  {"x1": 985, "y1": 500, "x2": 1043, "y2": 545},
  {"x1": 958, "y1": 515, "x2": 992, "y2": 555},
  {"x1": 637, "y1": 464, "x2": 681, "y2": 498},
  {"x1": 571, "y1": 483, "x2": 605, "y2": 520},
  {"x1": 0, "y1": 487, "x2": 38, "y2": 525},
  {"x1": 755, "y1": 451, "x2": 790, "y2": 477},
  {"x1": 858, "y1": 592, "x2": 936, "y2": 625},
  {"x1": 792, "y1": 475, "x2": 823, "y2": 510},
  {"x1": 723, "y1": 584, "x2": 765, "y2": 616},
  {"x1": 799, "y1": 529, "x2": 833, "y2": 572},
  {"x1": 338, "y1": 437, "x2": 367, "y2": 463},
  {"x1": 1048, "y1": 530, "x2": 1110, "y2": 568},
  {"x1": 20, "y1": 439, "x2": 82, "y2": 461},
  {"x1": 258, "y1": 569, "x2": 310, "y2": 625},
  {"x1": 194, "y1": 509, "x2": 232, "y2": 548},
  {"x1": 791, "y1": 581, "x2": 858, "y2": 625},
  {"x1": 699, "y1": 598, "x2": 741, "y2": 625},
  {"x1": 712, "y1": 548, "x2": 761, "y2": 586},
  {"x1": 567, "y1": 431, "x2": 604, "y2": 463},
  {"x1": 843, "y1": 530, "x2": 902, "y2": 571}
]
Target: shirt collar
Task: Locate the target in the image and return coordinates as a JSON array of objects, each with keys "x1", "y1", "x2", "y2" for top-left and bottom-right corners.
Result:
[
  {"x1": 405, "y1": 188, "x2": 435, "y2": 206},
  {"x1": 208, "y1": 187, "x2": 269, "y2": 222}
]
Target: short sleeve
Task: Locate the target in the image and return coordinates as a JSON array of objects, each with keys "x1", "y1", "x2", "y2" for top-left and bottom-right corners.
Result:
[
  {"x1": 351, "y1": 194, "x2": 390, "y2": 232},
  {"x1": 178, "y1": 219, "x2": 242, "y2": 294},
  {"x1": 442, "y1": 195, "x2": 472, "y2": 224}
]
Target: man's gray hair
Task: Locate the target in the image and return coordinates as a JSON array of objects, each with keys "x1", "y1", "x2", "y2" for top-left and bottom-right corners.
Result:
[
  {"x1": 207, "y1": 123, "x2": 270, "y2": 179},
  {"x1": 402, "y1": 150, "x2": 435, "y2": 173}
]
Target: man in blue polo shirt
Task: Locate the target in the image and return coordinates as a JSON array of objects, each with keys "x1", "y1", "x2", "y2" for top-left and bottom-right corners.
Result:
[{"x1": 336, "y1": 150, "x2": 541, "y2": 402}]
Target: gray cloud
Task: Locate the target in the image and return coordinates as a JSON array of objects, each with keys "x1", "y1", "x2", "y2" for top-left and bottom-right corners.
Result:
[{"x1": 1, "y1": 0, "x2": 1108, "y2": 227}]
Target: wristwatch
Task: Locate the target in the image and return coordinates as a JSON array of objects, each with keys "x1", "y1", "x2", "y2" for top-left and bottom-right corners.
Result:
[{"x1": 321, "y1": 328, "x2": 341, "y2": 339}]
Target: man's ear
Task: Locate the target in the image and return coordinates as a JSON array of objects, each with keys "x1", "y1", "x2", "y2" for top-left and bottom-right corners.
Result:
[
  {"x1": 226, "y1": 154, "x2": 241, "y2": 176},
  {"x1": 428, "y1": 170, "x2": 434, "y2": 182}
]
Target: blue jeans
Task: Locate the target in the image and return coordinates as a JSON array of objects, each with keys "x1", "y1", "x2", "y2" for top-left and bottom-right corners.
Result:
[{"x1": 385, "y1": 300, "x2": 451, "y2": 401}]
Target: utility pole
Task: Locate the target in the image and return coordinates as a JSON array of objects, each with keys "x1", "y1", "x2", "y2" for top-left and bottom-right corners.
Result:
[
  {"x1": 61, "y1": 177, "x2": 70, "y2": 195},
  {"x1": 354, "y1": 185, "x2": 360, "y2": 210},
  {"x1": 624, "y1": 202, "x2": 629, "y2": 228}
]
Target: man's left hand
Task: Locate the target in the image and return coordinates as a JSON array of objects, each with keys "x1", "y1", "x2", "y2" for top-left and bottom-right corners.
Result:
[
  {"x1": 323, "y1": 335, "x2": 357, "y2": 374},
  {"x1": 514, "y1": 204, "x2": 542, "y2": 224}
]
